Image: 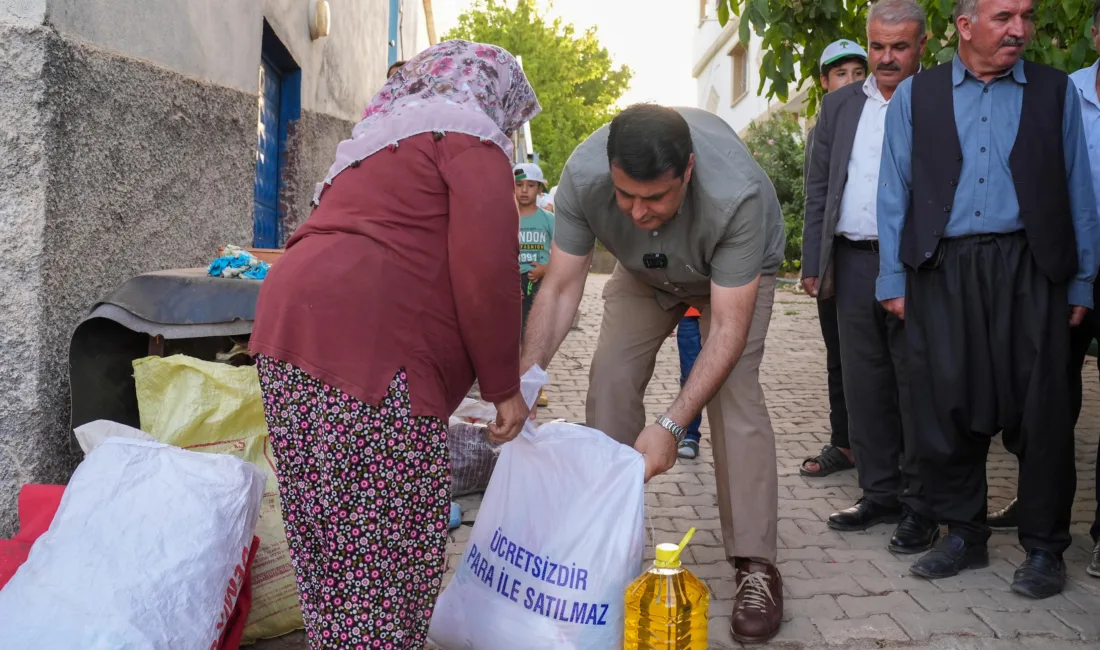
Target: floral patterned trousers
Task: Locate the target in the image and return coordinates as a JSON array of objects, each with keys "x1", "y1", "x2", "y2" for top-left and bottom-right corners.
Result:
[{"x1": 257, "y1": 357, "x2": 451, "y2": 649}]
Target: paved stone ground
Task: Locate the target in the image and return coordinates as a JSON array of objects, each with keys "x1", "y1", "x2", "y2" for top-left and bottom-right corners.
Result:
[{"x1": 258, "y1": 274, "x2": 1100, "y2": 649}]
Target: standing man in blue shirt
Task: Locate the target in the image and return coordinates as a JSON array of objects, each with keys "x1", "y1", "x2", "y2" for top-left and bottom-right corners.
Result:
[
  {"x1": 1067, "y1": 2, "x2": 1100, "y2": 580},
  {"x1": 876, "y1": 0, "x2": 1099, "y2": 599},
  {"x1": 988, "y1": 0, "x2": 1100, "y2": 581}
]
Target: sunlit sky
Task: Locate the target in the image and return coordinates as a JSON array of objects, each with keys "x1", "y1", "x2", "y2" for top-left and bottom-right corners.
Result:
[{"x1": 429, "y1": 0, "x2": 697, "y2": 107}]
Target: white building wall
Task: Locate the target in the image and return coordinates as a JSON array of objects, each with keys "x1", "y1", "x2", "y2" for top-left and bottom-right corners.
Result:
[{"x1": 693, "y1": 4, "x2": 807, "y2": 136}]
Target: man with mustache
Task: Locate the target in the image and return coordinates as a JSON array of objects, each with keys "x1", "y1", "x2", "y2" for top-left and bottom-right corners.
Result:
[
  {"x1": 877, "y1": 0, "x2": 1099, "y2": 597},
  {"x1": 803, "y1": 0, "x2": 936, "y2": 553}
]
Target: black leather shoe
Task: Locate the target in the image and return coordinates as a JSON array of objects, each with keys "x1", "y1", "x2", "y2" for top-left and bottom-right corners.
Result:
[
  {"x1": 828, "y1": 497, "x2": 902, "y2": 532},
  {"x1": 988, "y1": 499, "x2": 1018, "y2": 531},
  {"x1": 910, "y1": 535, "x2": 989, "y2": 579},
  {"x1": 1012, "y1": 549, "x2": 1067, "y2": 599},
  {"x1": 889, "y1": 510, "x2": 940, "y2": 554}
]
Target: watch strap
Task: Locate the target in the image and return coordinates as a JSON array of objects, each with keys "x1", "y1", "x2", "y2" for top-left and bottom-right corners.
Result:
[{"x1": 657, "y1": 415, "x2": 686, "y2": 444}]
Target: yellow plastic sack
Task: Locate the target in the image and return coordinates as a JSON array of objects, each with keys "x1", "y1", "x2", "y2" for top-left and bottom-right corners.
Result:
[{"x1": 133, "y1": 355, "x2": 303, "y2": 643}]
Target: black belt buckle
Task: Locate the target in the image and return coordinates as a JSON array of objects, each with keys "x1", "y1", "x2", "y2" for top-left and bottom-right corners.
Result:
[{"x1": 839, "y1": 237, "x2": 879, "y2": 253}]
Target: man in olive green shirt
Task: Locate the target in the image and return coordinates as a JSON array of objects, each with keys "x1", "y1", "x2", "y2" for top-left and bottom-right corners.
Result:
[{"x1": 515, "y1": 104, "x2": 786, "y2": 643}]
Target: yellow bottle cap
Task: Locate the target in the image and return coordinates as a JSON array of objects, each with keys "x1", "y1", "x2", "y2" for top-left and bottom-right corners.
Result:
[{"x1": 654, "y1": 527, "x2": 696, "y2": 569}]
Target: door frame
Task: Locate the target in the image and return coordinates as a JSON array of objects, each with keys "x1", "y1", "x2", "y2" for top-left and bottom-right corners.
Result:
[{"x1": 254, "y1": 21, "x2": 301, "y2": 248}]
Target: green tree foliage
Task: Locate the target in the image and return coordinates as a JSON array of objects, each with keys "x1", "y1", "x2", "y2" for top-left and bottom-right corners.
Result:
[
  {"x1": 445, "y1": 0, "x2": 632, "y2": 185},
  {"x1": 743, "y1": 112, "x2": 805, "y2": 272},
  {"x1": 717, "y1": 0, "x2": 1098, "y2": 116}
]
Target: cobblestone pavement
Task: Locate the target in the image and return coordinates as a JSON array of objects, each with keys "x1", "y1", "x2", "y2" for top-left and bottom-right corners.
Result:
[{"x1": 258, "y1": 274, "x2": 1100, "y2": 649}]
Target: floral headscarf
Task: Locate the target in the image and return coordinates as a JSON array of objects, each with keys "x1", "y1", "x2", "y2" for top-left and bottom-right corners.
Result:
[{"x1": 314, "y1": 40, "x2": 541, "y2": 203}]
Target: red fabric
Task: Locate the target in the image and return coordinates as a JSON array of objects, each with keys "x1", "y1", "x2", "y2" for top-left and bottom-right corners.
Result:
[
  {"x1": 251, "y1": 132, "x2": 522, "y2": 418},
  {"x1": 218, "y1": 536, "x2": 260, "y2": 650},
  {"x1": 0, "y1": 485, "x2": 259, "y2": 650},
  {"x1": 0, "y1": 484, "x2": 65, "y2": 590}
]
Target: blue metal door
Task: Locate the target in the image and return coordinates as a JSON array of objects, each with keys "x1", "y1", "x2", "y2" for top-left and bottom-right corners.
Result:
[
  {"x1": 388, "y1": 0, "x2": 400, "y2": 64},
  {"x1": 254, "y1": 55, "x2": 282, "y2": 248}
]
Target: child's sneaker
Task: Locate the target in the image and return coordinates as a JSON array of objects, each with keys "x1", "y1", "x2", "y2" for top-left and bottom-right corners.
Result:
[{"x1": 677, "y1": 439, "x2": 699, "y2": 460}]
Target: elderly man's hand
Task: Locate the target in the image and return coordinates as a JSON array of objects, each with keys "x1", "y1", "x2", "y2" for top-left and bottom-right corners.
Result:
[
  {"x1": 802, "y1": 276, "x2": 819, "y2": 298},
  {"x1": 1071, "y1": 305, "x2": 1089, "y2": 327},
  {"x1": 634, "y1": 424, "x2": 678, "y2": 482},
  {"x1": 881, "y1": 297, "x2": 905, "y2": 321}
]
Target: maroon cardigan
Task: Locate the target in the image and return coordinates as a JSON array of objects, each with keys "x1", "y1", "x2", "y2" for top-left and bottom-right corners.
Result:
[{"x1": 251, "y1": 133, "x2": 521, "y2": 419}]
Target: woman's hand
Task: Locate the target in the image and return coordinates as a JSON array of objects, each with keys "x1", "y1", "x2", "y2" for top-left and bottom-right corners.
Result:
[{"x1": 487, "y1": 391, "x2": 531, "y2": 443}]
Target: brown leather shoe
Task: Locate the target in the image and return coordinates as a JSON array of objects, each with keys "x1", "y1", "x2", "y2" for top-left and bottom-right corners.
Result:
[{"x1": 730, "y1": 558, "x2": 783, "y2": 644}]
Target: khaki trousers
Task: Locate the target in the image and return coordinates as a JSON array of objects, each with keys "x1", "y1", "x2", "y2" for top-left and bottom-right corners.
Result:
[{"x1": 586, "y1": 265, "x2": 778, "y2": 563}]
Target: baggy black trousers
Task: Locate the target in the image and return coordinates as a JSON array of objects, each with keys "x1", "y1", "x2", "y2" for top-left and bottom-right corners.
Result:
[{"x1": 906, "y1": 232, "x2": 1076, "y2": 554}]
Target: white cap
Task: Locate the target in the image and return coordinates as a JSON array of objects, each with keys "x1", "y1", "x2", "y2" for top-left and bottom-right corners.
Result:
[
  {"x1": 513, "y1": 163, "x2": 548, "y2": 188},
  {"x1": 820, "y1": 39, "x2": 868, "y2": 69}
]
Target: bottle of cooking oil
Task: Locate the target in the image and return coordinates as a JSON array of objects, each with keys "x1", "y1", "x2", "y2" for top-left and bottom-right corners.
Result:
[{"x1": 623, "y1": 528, "x2": 709, "y2": 649}]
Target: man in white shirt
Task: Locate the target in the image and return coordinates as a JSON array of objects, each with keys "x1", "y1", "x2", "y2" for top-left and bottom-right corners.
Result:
[{"x1": 802, "y1": 0, "x2": 932, "y2": 552}]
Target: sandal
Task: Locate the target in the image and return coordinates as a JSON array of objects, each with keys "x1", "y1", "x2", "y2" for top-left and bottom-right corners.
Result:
[{"x1": 800, "y1": 444, "x2": 854, "y2": 477}]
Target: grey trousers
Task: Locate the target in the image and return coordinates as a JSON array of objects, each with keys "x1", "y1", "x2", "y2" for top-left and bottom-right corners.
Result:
[{"x1": 834, "y1": 241, "x2": 920, "y2": 510}]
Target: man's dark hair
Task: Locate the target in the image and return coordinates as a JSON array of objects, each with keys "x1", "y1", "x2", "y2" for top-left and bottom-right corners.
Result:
[
  {"x1": 606, "y1": 104, "x2": 693, "y2": 181},
  {"x1": 387, "y1": 60, "x2": 407, "y2": 78},
  {"x1": 1094, "y1": 0, "x2": 1100, "y2": 26},
  {"x1": 821, "y1": 54, "x2": 868, "y2": 79}
]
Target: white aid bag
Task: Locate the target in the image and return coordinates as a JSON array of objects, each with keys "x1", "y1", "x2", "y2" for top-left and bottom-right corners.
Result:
[
  {"x1": 428, "y1": 367, "x2": 647, "y2": 649},
  {"x1": 73, "y1": 419, "x2": 155, "y2": 455},
  {"x1": 0, "y1": 437, "x2": 266, "y2": 650}
]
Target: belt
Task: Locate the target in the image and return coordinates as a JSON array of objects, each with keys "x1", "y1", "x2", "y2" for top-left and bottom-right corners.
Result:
[{"x1": 836, "y1": 236, "x2": 879, "y2": 252}]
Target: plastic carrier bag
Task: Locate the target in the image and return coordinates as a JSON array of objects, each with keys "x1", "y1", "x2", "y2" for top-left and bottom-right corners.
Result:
[
  {"x1": 448, "y1": 398, "x2": 503, "y2": 497},
  {"x1": 428, "y1": 367, "x2": 646, "y2": 649}
]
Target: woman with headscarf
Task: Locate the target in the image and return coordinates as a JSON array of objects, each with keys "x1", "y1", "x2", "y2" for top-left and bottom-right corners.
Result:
[{"x1": 249, "y1": 40, "x2": 540, "y2": 648}]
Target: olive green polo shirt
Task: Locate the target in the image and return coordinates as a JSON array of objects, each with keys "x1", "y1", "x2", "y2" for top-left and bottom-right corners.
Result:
[{"x1": 553, "y1": 107, "x2": 786, "y2": 309}]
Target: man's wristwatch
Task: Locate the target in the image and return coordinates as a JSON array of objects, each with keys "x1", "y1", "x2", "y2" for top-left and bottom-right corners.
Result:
[{"x1": 656, "y1": 415, "x2": 687, "y2": 444}]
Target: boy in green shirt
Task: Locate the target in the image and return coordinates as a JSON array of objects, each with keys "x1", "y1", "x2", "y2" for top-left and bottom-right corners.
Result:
[
  {"x1": 515, "y1": 162, "x2": 554, "y2": 407},
  {"x1": 515, "y1": 163, "x2": 555, "y2": 329}
]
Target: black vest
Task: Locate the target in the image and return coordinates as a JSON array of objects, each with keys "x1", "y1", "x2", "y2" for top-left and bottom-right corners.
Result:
[{"x1": 901, "y1": 61, "x2": 1076, "y2": 283}]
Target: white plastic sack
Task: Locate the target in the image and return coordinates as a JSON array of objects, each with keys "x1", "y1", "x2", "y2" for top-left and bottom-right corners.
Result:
[
  {"x1": 428, "y1": 367, "x2": 647, "y2": 649},
  {"x1": 73, "y1": 419, "x2": 155, "y2": 455},
  {"x1": 0, "y1": 437, "x2": 266, "y2": 650}
]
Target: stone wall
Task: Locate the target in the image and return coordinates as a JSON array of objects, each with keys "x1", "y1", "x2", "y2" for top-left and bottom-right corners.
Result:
[
  {"x1": 0, "y1": 28, "x2": 360, "y2": 535},
  {"x1": 282, "y1": 110, "x2": 354, "y2": 239},
  {"x1": 0, "y1": 0, "x2": 413, "y2": 534},
  {"x1": 0, "y1": 22, "x2": 53, "y2": 536}
]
